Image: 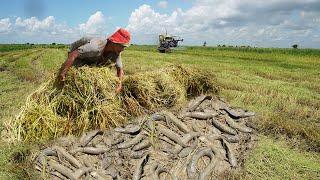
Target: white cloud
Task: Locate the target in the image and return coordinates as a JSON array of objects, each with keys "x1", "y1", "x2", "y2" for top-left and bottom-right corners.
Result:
[
  {"x1": 0, "y1": 11, "x2": 112, "y2": 43},
  {"x1": 9, "y1": 16, "x2": 76, "y2": 42},
  {"x1": 1, "y1": 2, "x2": 320, "y2": 47},
  {"x1": 15, "y1": 16, "x2": 55, "y2": 32},
  {"x1": 0, "y1": 18, "x2": 11, "y2": 33},
  {"x1": 158, "y1": 1, "x2": 168, "y2": 9},
  {"x1": 127, "y1": 5, "x2": 185, "y2": 44},
  {"x1": 127, "y1": 1, "x2": 320, "y2": 48},
  {"x1": 79, "y1": 11, "x2": 107, "y2": 35},
  {"x1": 127, "y1": 5, "x2": 170, "y2": 34}
]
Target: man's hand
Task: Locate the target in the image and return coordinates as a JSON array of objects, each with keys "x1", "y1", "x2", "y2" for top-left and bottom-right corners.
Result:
[
  {"x1": 116, "y1": 68, "x2": 124, "y2": 94},
  {"x1": 58, "y1": 50, "x2": 79, "y2": 82},
  {"x1": 115, "y1": 83, "x2": 122, "y2": 94},
  {"x1": 60, "y1": 73, "x2": 66, "y2": 82}
]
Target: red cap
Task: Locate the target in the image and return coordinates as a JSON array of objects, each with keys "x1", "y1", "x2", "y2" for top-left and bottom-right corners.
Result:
[{"x1": 107, "y1": 28, "x2": 131, "y2": 47}]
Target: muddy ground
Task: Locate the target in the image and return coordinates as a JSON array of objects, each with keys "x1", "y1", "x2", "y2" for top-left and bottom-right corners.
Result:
[{"x1": 35, "y1": 95, "x2": 258, "y2": 180}]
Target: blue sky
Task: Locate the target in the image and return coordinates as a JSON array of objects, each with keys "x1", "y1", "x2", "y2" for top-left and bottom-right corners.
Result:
[
  {"x1": 0, "y1": 0, "x2": 192, "y2": 27},
  {"x1": 0, "y1": 0, "x2": 320, "y2": 48}
]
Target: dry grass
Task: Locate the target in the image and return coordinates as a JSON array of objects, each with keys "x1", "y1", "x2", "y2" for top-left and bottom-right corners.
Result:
[
  {"x1": 6, "y1": 65, "x2": 218, "y2": 143},
  {"x1": 123, "y1": 65, "x2": 218, "y2": 115}
]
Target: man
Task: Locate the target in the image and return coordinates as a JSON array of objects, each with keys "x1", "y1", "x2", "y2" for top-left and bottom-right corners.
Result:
[{"x1": 59, "y1": 28, "x2": 131, "y2": 93}]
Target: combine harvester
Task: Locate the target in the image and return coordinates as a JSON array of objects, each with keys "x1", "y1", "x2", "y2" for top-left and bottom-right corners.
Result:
[{"x1": 157, "y1": 31, "x2": 184, "y2": 53}]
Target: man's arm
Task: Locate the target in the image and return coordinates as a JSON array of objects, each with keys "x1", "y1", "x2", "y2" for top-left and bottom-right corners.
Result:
[
  {"x1": 117, "y1": 67, "x2": 124, "y2": 80},
  {"x1": 115, "y1": 67, "x2": 124, "y2": 93},
  {"x1": 59, "y1": 50, "x2": 80, "y2": 81}
]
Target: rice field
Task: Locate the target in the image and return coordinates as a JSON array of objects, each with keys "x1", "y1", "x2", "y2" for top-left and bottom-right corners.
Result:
[{"x1": 0, "y1": 44, "x2": 319, "y2": 179}]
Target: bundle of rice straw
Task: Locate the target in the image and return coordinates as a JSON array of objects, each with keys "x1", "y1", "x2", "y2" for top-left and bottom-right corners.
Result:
[
  {"x1": 122, "y1": 65, "x2": 218, "y2": 115},
  {"x1": 8, "y1": 65, "x2": 218, "y2": 142},
  {"x1": 122, "y1": 70, "x2": 186, "y2": 115}
]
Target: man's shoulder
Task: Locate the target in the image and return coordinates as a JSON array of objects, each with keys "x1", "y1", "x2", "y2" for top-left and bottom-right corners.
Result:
[
  {"x1": 89, "y1": 37, "x2": 107, "y2": 44},
  {"x1": 73, "y1": 36, "x2": 106, "y2": 43},
  {"x1": 76, "y1": 37, "x2": 107, "y2": 57}
]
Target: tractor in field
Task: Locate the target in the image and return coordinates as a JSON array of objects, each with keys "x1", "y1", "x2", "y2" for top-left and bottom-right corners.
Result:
[{"x1": 157, "y1": 33, "x2": 183, "y2": 53}]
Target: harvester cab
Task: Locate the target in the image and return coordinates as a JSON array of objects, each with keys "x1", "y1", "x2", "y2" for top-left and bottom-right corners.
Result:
[{"x1": 158, "y1": 33, "x2": 183, "y2": 53}]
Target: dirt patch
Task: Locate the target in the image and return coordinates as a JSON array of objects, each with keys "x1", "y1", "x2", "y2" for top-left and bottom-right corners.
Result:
[{"x1": 34, "y1": 95, "x2": 257, "y2": 179}]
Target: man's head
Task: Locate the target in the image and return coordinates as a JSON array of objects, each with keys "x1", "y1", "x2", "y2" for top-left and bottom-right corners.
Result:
[
  {"x1": 107, "y1": 28, "x2": 131, "y2": 47},
  {"x1": 105, "y1": 28, "x2": 130, "y2": 54}
]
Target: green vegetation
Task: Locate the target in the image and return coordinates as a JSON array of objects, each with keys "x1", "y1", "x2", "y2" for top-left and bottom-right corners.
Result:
[
  {"x1": 0, "y1": 44, "x2": 36, "y2": 52},
  {"x1": 244, "y1": 136, "x2": 320, "y2": 179},
  {"x1": 0, "y1": 44, "x2": 67, "y2": 53},
  {"x1": 0, "y1": 45, "x2": 319, "y2": 179}
]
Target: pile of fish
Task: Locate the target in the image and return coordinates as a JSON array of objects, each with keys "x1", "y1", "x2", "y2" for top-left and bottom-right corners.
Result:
[{"x1": 35, "y1": 95, "x2": 257, "y2": 179}]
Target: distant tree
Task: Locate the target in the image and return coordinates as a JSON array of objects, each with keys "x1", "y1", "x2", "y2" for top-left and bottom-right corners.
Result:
[
  {"x1": 222, "y1": 45, "x2": 226, "y2": 47},
  {"x1": 217, "y1": 45, "x2": 221, "y2": 47},
  {"x1": 203, "y1": 41, "x2": 207, "y2": 47},
  {"x1": 292, "y1": 44, "x2": 298, "y2": 49},
  {"x1": 51, "y1": 42, "x2": 56, "y2": 45}
]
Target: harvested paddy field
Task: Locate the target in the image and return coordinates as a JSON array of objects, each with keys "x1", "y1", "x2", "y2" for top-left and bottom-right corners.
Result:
[{"x1": 0, "y1": 45, "x2": 319, "y2": 179}]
